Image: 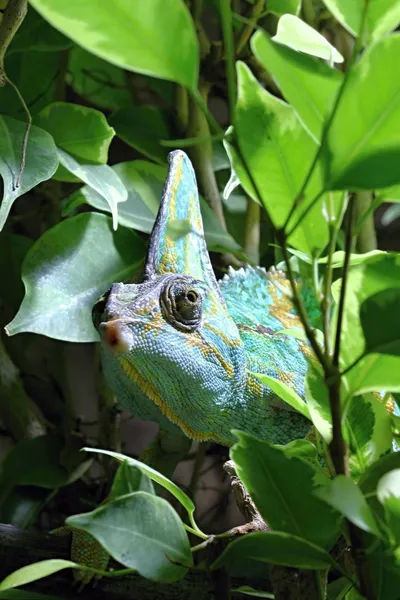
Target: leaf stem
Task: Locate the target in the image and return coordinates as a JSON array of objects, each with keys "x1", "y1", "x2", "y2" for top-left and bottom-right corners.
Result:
[
  {"x1": 235, "y1": 0, "x2": 265, "y2": 56},
  {"x1": 353, "y1": 191, "x2": 377, "y2": 253},
  {"x1": 219, "y1": 0, "x2": 236, "y2": 121}
]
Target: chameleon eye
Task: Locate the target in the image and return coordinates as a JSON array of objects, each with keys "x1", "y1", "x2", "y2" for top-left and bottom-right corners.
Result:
[{"x1": 161, "y1": 279, "x2": 203, "y2": 332}]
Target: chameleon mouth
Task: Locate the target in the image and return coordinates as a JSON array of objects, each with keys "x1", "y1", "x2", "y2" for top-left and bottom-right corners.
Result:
[{"x1": 99, "y1": 319, "x2": 130, "y2": 352}]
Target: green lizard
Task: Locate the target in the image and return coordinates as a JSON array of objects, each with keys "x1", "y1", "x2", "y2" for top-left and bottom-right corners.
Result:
[
  {"x1": 68, "y1": 149, "x2": 318, "y2": 580},
  {"x1": 94, "y1": 149, "x2": 314, "y2": 448}
]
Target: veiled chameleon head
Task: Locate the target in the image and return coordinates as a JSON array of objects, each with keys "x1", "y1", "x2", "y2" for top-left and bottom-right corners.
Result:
[{"x1": 93, "y1": 151, "x2": 245, "y2": 443}]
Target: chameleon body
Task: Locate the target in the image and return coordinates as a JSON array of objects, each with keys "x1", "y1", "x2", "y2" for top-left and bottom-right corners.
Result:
[{"x1": 94, "y1": 150, "x2": 313, "y2": 447}]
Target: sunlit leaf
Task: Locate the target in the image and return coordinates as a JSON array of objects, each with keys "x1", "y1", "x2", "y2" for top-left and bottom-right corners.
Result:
[
  {"x1": 6, "y1": 213, "x2": 145, "y2": 342},
  {"x1": 67, "y1": 491, "x2": 192, "y2": 582},
  {"x1": 305, "y1": 363, "x2": 332, "y2": 443},
  {"x1": 272, "y1": 14, "x2": 343, "y2": 63},
  {"x1": 0, "y1": 560, "x2": 78, "y2": 591},
  {"x1": 323, "y1": 35, "x2": 400, "y2": 191},
  {"x1": 29, "y1": 0, "x2": 199, "y2": 89},
  {"x1": 253, "y1": 372, "x2": 311, "y2": 419},
  {"x1": 316, "y1": 475, "x2": 381, "y2": 535},
  {"x1": 231, "y1": 431, "x2": 341, "y2": 547},
  {"x1": 0, "y1": 116, "x2": 58, "y2": 230}
]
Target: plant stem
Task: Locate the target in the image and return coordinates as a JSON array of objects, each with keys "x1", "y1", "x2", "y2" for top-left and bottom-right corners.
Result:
[
  {"x1": 353, "y1": 191, "x2": 377, "y2": 253},
  {"x1": 244, "y1": 198, "x2": 260, "y2": 264},
  {"x1": 187, "y1": 80, "x2": 228, "y2": 231},
  {"x1": 219, "y1": 0, "x2": 236, "y2": 121},
  {"x1": 0, "y1": 0, "x2": 27, "y2": 70},
  {"x1": 236, "y1": 0, "x2": 264, "y2": 56},
  {"x1": 322, "y1": 224, "x2": 337, "y2": 360},
  {"x1": 302, "y1": 0, "x2": 317, "y2": 28}
]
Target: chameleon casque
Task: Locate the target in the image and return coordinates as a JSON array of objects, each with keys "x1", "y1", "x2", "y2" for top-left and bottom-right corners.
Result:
[{"x1": 94, "y1": 149, "x2": 314, "y2": 449}]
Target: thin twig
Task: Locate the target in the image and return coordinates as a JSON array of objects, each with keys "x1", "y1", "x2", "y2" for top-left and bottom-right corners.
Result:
[
  {"x1": 219, "y1": 0, "x2": 236, "y2": 121},
  {"x1": 5, "y1": 75, "x2": 32, "y2": 188},
  {"x1": 235, "y1": 0, "x2": 265, "y2": 56}
]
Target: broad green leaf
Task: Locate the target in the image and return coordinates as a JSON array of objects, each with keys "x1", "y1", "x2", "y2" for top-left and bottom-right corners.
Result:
[
  {"x1": 305, "y1": 363, "x2": 332, "y2": 443},
  {"x1": 377, "y1": 469, "x2": 400, "y2": 544},
  {"x1": 58, "y1": 149, "x2": 127, "y2": 229},
  {"x1": 323, "y1": 35, "x2": 400, "y2": 191},
  {"x1": 333, "y1": 254, "x2": 400, "y2": 395},
  {"x1": 363, "y1": 541, "x2": 400, "y2": 600},
  {"x1": 268, "y1": 0, "x2": 301, "y2": 16},
  {"x1": 0, "y1": 116, "x2": 58, "y2": 230},
  {"x1": 360, "y1": 289, "x2": 400, "y2": 356},
  {"x1": 253, "y1": 372, "x2": 311, "y2": 419},
  {"x1": 322, "y1": 0, "x2": 400, "y2": 43},
  {"x1": 320, "y1": 249, "x2": 385, "y2": 267},
  {"x1": 230, "y1": 62, "x2": 329, "y2": 255},
  {"x1": 231, "y1": 586, "x2": 274, "y2": 598},
  {"x1": 110, "y1": 106, "x2": 170, "y2": 164},
  {"x1": 230, "y1": 431, "x2": 341, "y2": 547},
  {"x1": 68, "y1": 46, "x2": 131, "y2": 110},
  {"x1": 6, "y1": 213, "x2": 145, "y2": 342},
  {"x1": 67, "y1": 491, "x2": 192, "y2": 582},
  {"x1": 110, "y1": 462, "x2": 155, "y2": 500},
  {"x1": 36, "y1": 102, "x2": 114, "y2": 164},
  {"x1": 8, "y1": 7, "x2": 73, "y2": 53},
  {"x1": 316, "y1": 475, "x2": 381, "y2": 535},
  {"x1": 63, "y1": 160, "x2": 240, "y2": 253},
  {"x1": 29, "y1": 0, "x2": 199, "y2": 90},
  {"x1": 212, "y1": 531, "x2": 333, "y2": 571},
  {"x1": 251, "y1": 30, "x2": 343, "y2": 142},
  {"x1": 0, "y1": 560, "x2": 78, "y2": 591},
  {"x1": 82, "y1": 447, "x2": 203, "y2": 535},
  {"x1": 345, "y1": 393, "x2": 393, "y2": 479},
  {"x1": 1, "y1": 435, "x2": 67, "y2": 488},
  {"x1": 272, "y1": 14, "x2": 344, "y2": 63},
  {"x1": 376, "y1": 184, "x2": 400, "y2": 204}
]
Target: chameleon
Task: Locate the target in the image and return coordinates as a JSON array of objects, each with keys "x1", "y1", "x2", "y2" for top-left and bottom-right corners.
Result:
[{"x1": 93, "y1": 149, "x2": 315, "y2": 450}]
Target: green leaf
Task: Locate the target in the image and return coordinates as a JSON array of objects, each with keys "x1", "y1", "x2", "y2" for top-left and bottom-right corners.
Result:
[
  {"x1": 0, "y1": 560, "x2": 78, "y2": 591},
  {"x1": 212, "y1": 531, "x2": 333, "y2": 571},
  {"x1": 58, "y1": 149, "x2": 127, "y2": 229},
  {"x1": 110, "y1": 462, "x2": 155, "y2": 500},
  {"x1": 377, "y1": 469, "x2": 400, "y2": 544},
  {"x1": 360, "y1": 453, "x2": 400, "y2": 498},
  {"x1": 333, "y1": 253, "x2": 400, "y2": 395},
  {"x1": 305, "y1": 363, "x2": 332, "y2": 443},
  {"x1": 68, "y1": 46, "x2": 131, "y2": 110},
  {"x1": 382, "y1": 203, "x2": 400, "y2": 226},
  {"x1": 36, "y1": 102, "x2": 115, "y2": 164},
  {"x1": 268, "y1": 0, "x2": 301, "y2": 16},
  {"x1": 319, "y1": 249, "x2": 385, "y2": 267},
  {"x1": 345, "y1": 393, "x2": 393, "y2": 479},
  {"x1": 1, "y1": 435, "x2": 67, "y2": 488},
  {"x1": 230, "y1": 61, "x2": 330, "y2": 255},
  {"x1": 322, "y1": 0, "x2": 400, "y2": 43},
  {"x1": 29, "y1": 0, "x2": 199, "y2": 90},
  {"x1": 110, "y1": 106, "x2": 170, "y2": 164},
  {"x1": 376, "y1": 183, "x2": 400, "y2": 204},
  {"x1": 253, "y1": 372, "x2": 311, "y2": 419},
  {"x1": 0, "y1": 116, "x2": 58, "y2": 230},
  {"x1": 82, "y1": 448, "x2": 201, "y2": 533},
  {"x1": 272, "y1": 14, "x2": 343, "y2": 63},
  {"x1": 323, "y1": 35, "x2": 400, "y2": 191},
  {"x1": 8, "y1": 7, "x2": 73, "y2": 53},
  {"x1": 251, "y1": 30, "x2": 343, "y2": 141},
  {"x1": 231, "y1": 586, "x2": 274, "y2": 598},
  {"x1": 316, "y1": 475, "x2": 381, "y2": 535},
  {"x1": 360, "y1": 289, "x2": 400, "y2": 356},
  {"x1": 67, "y1": 491, "x2": 192, "y2": 582},
  {"x1": 6, "y1": 213, "x2": 145, "y2": 342},
  {"x1": 63, "y1": 160, "x2": 240, "y2": 253},
  {"x1": 230, "y1": 431, "x2": 341, "y2": 547}
]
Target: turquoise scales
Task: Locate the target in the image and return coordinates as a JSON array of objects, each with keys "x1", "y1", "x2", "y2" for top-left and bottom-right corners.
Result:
[{"x1": 94, "y1": 150, "x2": 313, "y2": 446}]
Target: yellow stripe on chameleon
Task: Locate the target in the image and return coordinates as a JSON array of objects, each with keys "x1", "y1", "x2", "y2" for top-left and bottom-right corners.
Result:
[
  {"x1": 120, "y1": 357, "x2": 224, "y2": 442},
  {"x1": 188, "y1": 333, "x2": 235, "y2": 378}
]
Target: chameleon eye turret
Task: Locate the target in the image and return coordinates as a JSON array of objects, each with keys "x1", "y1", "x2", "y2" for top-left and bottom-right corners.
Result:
[{"x1": 160, "y1": 277, "x2": 204, "y2": 332}]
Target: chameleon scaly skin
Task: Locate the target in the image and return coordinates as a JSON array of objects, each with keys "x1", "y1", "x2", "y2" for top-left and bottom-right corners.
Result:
[{"x1": 94, "y1": 150, "x2": 313, "y2": 446}]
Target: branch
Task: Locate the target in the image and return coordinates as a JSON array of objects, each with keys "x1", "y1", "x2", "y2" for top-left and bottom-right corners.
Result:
[{"x1": 0, "y1": 0, "x2": 27, "y2": 70}]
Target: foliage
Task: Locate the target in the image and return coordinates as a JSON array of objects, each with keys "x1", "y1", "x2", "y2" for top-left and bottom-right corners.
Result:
[{"x1": 0, "y1": 1, "x2": 400, "y2": 600}]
